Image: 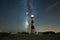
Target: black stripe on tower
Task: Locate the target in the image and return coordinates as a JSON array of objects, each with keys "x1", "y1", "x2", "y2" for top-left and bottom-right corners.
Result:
[
  {"x1": 31, "y1": 25, "x2": 35, "y2": 29},
  {"x1": 31, "y1": 20, "x2": 34, "y2": 23}
]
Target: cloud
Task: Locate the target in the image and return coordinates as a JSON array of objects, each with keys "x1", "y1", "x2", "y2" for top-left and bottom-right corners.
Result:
[{"x1": 47, "y1": 0, "x2": 60, "y2": 10}]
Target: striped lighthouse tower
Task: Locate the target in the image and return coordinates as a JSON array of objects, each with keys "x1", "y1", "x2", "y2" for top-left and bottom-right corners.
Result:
[{"x1": 31, "y1": 15, "x2": 35, "y2": 34}]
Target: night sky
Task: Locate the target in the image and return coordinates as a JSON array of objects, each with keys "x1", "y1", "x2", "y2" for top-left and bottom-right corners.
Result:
[{"x1": 0, "y1": 0, "x2": 60, "y2": 33}]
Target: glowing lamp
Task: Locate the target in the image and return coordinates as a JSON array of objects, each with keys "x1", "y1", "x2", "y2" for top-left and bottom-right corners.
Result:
[{"x1": 31, "y1": 15, "x2": 34, "y2": 17}]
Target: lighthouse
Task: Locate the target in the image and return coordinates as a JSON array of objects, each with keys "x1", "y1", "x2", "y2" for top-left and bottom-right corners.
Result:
[
  {"x1": 31, "y1": 15, "x2": 35, "y2": 34},
  {"x1": 25, "y1": 0, "x2": 36, "y2": 34}
]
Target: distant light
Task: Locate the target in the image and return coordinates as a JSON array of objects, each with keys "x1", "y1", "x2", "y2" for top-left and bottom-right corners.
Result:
[
  {"x1": 26, "y1": 21, "x2": 28, "y2": 26},
  {"x1": 25, "y1": 20, "x2": 28, "y2": 29},
  {"x1": 31, "y1": 15, "x2": 34, "y2": 17}
]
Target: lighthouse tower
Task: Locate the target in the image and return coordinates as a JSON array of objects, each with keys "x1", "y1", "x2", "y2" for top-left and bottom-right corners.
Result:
[{"x1": 31, "y1": 15, "x2": 35, "y2": 34}]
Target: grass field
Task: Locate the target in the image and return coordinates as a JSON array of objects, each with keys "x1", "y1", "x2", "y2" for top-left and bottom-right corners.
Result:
[{"x1": 0, "y1": 34, "x2": 60, "y2": 40}]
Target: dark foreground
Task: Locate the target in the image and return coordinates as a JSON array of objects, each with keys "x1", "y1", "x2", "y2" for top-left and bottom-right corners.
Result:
[{"x1": 0, "y1": 34, "x2": 60, "y2": 40}]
